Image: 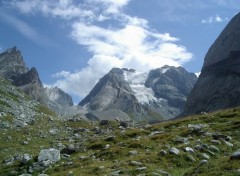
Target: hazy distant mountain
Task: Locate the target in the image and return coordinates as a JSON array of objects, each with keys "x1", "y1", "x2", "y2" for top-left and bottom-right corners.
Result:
[
  {"x1": 80, "y1": 66, "x2": 197, "y2": 122},
  {"x1": 182, "y1": 12, "x2": 240, "y2": 116}
]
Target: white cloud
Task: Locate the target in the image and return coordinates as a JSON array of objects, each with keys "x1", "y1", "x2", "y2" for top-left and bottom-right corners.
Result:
[
  {"x1": 5, "y1": 0, "x2": 193, "y2": 99},
  {"x1": 201, "y1": 15, "x2": 228, "y2": 24},
  {"x1": 53, "y1": 17, "x2": 192, "y2": 98}
]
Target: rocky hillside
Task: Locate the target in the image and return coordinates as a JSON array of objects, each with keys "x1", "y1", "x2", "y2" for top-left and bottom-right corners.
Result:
[
  {"x1": 0, "y1": 47, "x2": 75, "y2": 113},
  {"x1": 1, "y1": 100, "x2": 240, "y2": 175},
  {"x1": 80, "y1": 66, "x2": 197, "y2": 122},
  {"x1": 182, "y1": 12, "x2": 240, "y2": 116}
]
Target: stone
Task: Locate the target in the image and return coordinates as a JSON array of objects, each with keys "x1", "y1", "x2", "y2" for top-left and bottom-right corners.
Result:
[
  {"x1": 129, "y1": 161, "x2": 143, "y2": 166},
  {"x1": 173, "y1": 137, "x2": 189, "y2": 144},
  {"x1": 110, "y1": 170, "x2": 123, "y2": 175},
  {"x1": 211, "y1": 140, "x2": 222, "y2": 145},
  {"x1": 61, "y1": 144, "x2": 77, "y2": 154},
  {"x1": 186, "y1": 154, "x2": 196, "y2": 162},
  {"x1": 149, "y1": 131, "x2": 163, "y2": 136},
  {"x1": 38, "y1": 148, "x2": 60, "y2": 164},
  {"x1": 128, "y1": 150, "x2": 138, "y2": 156},
  {"x1": 230, "y1": 150, "x2": 240, "y2": 160},
  {"x1": 200, "y1": 160, "x2": 208, "y2": 165},
  {"x1": 136, "y1": 167, "x2": 147, "y2": 171},
  {"x1": 209, "y1": 145, "x2": 220, "y2": 153},
  {"x1": 159, "y1": 150, "x2": 167, "y2": 156},
  {"x1": 223, "y1": 140, "x2": 234, "y2": 147},
  {"x1": 201, "y1": 153, "x2": 210, "y2": 160},
  {"x1": 188, "y1": 124, "x2": 208, "y2": 130},
  {"x1": 157, "y1": 170, "x2": 171, "y2": 176},
  {"x1": 20, "y1": 153, "x2": 32, "y2": 164},
  {"x1": 169, "y1": 147, "x2": 180, "y2": 155},
  {"x1": 185, "y1": 147, "x2": 195, "y2": 154},
  {"x1": 19, "y1": 174, "x2": 32, "y2": 176}
]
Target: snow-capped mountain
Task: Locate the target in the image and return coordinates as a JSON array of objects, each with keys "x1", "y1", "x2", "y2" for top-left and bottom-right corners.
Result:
[{"x1": 79, "y1": 66, "x2": 197, "y2": 122}]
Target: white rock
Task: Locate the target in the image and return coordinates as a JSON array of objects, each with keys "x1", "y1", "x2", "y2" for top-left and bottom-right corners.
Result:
[{"x1": 38, "y1": 148, "x2": 60, "y2": 164}]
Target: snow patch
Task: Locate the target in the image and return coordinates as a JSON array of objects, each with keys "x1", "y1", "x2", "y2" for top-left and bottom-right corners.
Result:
[{"x1": 123, "y1": 70, "x2": 157, "y2": 104}]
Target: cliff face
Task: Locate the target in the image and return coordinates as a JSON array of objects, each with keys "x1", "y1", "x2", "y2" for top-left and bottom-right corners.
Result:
[{"x1": 182, "y1": 13, "x2": 240, "y2": 116}]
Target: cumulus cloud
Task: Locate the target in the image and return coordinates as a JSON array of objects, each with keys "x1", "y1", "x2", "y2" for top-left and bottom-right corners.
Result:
[
  {"x1": 201, "y1": 15, "x2": 228, "y2": 24},
  {"x1": 53, "y1": 18, "x2": 192, "y2": 97},
  {"x1": 5, "y1": 0, "x2": 193, "y2": 99}
]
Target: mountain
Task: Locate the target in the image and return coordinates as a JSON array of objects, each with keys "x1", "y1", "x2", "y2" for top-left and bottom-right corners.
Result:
[
  {"x1": 79, "y1": 66, "x2": 197, "y2": 122},
  {"x1": 45, "y1": 87, "x2": 73, "y2": 106},
  {"x1": 182, "y1": 12, "x2": 240, "y2": 116},
  {"x1": 0, "y1": 46, "x2": 28, "y2": 81},
  {"x1": 0, "y1": 47, "x2": 74, "y2": 112}
]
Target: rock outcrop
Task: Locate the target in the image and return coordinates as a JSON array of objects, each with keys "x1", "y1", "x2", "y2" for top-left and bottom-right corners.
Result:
[
  {"x1": 79, "y1": 66, "x2": 197, "y2": 122},
  {"x1": 182, "y1": 12, "x2": 240, "y2": 116},
  {"x1": 45, "y1": 87, "x2": 73, "y2": 106}
]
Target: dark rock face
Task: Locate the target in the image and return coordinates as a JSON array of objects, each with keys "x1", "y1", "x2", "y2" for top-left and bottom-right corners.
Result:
[
  {"x1": 183, "y1": 13, "x2": 240, "y2": 116},
  {"x1": 45, "y1": 87, "x2": 74, "y2": 106},
  {"x1": 80, "y1": 66, "x2": 197, "y2": 122},
  {"x1": 146, "y1": 66, "x2": 197, "y2": 110}
]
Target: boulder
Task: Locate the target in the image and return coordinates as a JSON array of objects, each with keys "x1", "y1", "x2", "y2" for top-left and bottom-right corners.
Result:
[
  {"x1": 230, "y1": 150, "x2": 240, "y2": 160},
  {"x1": 38, "y1": 148, "x2": 60, "y2": 164}
]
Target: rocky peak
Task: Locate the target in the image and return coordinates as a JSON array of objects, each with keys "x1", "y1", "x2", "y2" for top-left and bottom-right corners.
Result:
[
  {"x1": 182, "y1": 13, "x2": 240, "y2": 117},
  {"x1": 13, "y1": 67, "x2": 42, "y2": 86},
  {"x1": 203, "y1": 12, "x2": 240, "y2": 69},
  {"x1": 45, "y1": 86, "x2": 74, "y2": 106},
  {"x1": 79, "y1": 66, "x2": 197, "y2": 122},
  {"x1": 0, "y1": 46, "x2": 28, "y2": 81}
]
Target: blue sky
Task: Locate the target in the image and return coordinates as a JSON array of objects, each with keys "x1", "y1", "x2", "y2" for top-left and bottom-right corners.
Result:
[{"x1": 0, "y1": 0, "x2": 239, "y2": 103}]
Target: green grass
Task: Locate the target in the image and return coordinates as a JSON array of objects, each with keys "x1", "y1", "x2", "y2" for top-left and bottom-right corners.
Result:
[{"x1": 1, "y1": 107, "x2": 240, "y2": 175}]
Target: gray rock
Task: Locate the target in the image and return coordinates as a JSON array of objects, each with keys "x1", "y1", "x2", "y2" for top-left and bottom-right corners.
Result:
[
  {"x1": 128, "y1": 150, "x2": 138, "y2": 156},
  {"x1": 209, "y1": 145, "x2": 220, "y2": 153},
  {"x1": 38, "y1": 148, "x2": 60, "y2": 164},
  {"x1": 156, "y1": 169, "x2": 171, "y2": 176},
  {"x1": 223, "y1": 140, "x2": 234, "y2": 147},
  {"x1": 136, "y1": 167, "x2": 147, "y2": 171},
  {"x1": 174, "y1": 137, "x2": 189, "y2": 144},
  {"x1": 19, "y1": 174, "x2": 32, "y2": 176},
  {"x1": 20, "y1": 153, "x2": 32, "y2": 164},
  {"x1": 200, "y1": 160, "x2": 208, "y2": 165},
  {"x1": 169, "y1": 147, "x2": 180, "y2": 155},
  {"x1": 211, "y1": 140, "x2": 222, "y2": 145},
  {"x1": 129, "y1": 161, "x2": 143, "y2": 166},
  {"x1": 186, "y1": 154, "x2": 196, "y2": 162},
  {"x1": 230, "y1": 150, "x2": 240, "y2": 160},
  {"x1": 201, "y1": 153, "x2": 210, "y2": 160},
  {"x1": 185, "y1": 147, "x2": 195, "y2": 154},
  {"x1": 159, "y1": 150, "x2": 167, "y2": 156}
]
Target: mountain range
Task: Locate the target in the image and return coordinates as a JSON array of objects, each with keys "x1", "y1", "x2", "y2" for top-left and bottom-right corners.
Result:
[{"x1": 0, "y1": 46, "x2": 197, "y2": 122}]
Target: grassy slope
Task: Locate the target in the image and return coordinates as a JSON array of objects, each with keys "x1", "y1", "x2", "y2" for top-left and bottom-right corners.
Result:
[{"x1": 1, "y1": 106, "x2": 240, "y2": 175}]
